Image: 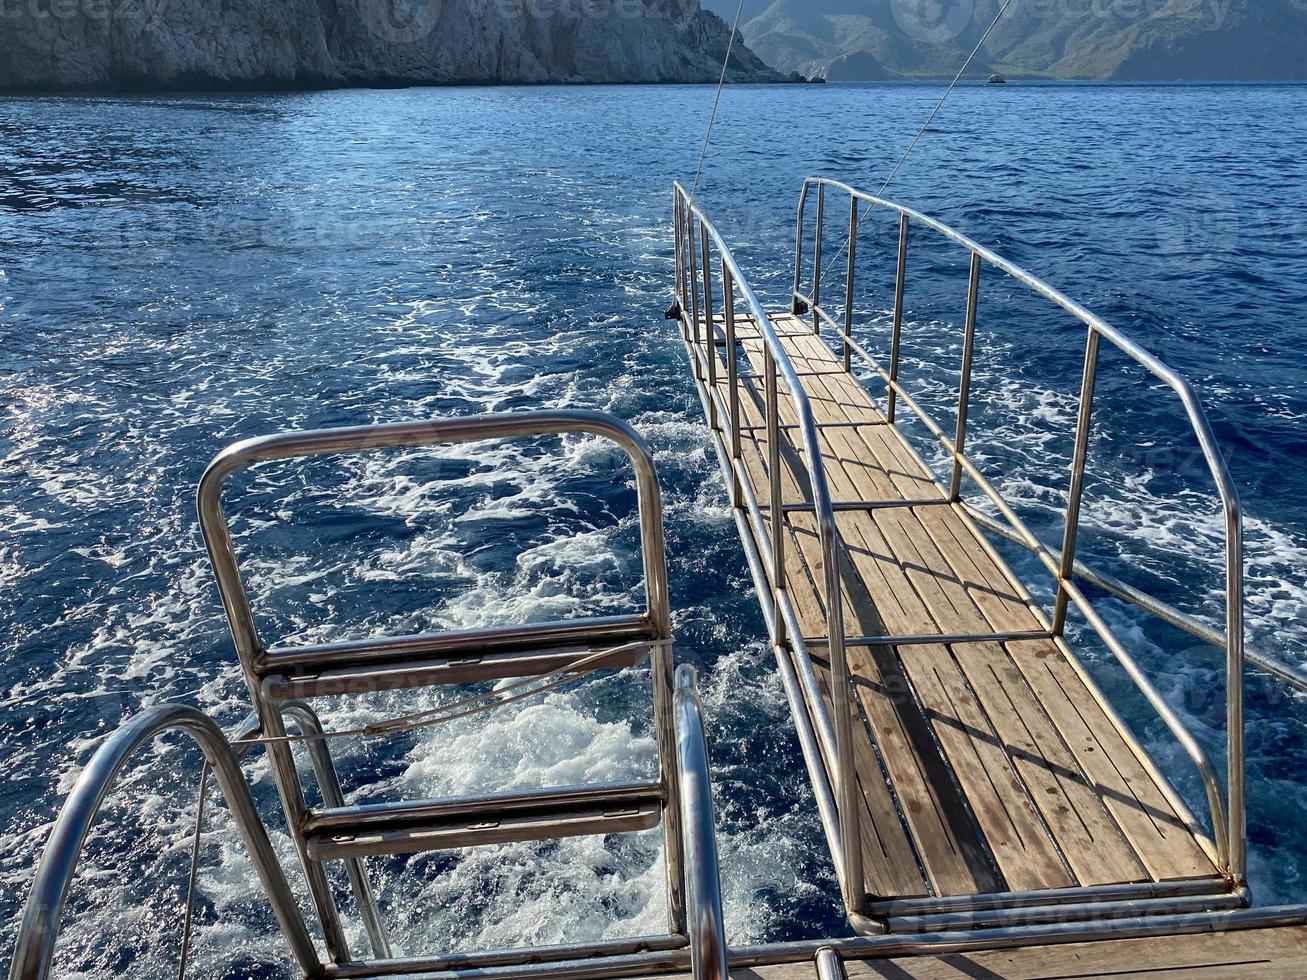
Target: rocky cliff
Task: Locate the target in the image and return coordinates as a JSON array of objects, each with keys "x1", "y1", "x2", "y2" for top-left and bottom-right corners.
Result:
[{"x1": 0, "y1": 0, "x2": 781, "y2": 92}]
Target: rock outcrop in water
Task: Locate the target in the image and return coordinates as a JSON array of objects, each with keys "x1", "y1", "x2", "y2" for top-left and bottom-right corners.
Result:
[{"x1": 0, "y1": 0, "x2": 782, "y2": 92}]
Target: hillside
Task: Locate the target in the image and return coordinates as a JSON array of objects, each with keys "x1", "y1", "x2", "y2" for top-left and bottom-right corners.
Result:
[
  {"x1": 0, "y1": 0, "x2": 781, "y2": 92},
  {"x1": 701, "y1": 0, "x2": 1307, "y2": 80}
]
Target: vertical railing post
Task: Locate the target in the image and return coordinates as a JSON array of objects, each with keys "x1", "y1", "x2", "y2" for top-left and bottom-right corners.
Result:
[
  {"x1": 1227, "y1": 507, "x2": 1246, "y2": 884},
  {"x1": 1053, "y1": 328, "x2": 1100, "y2": 635},
  {"x1": 702, "y1": 223, "x2": 718, "y2": 431},
  {"x1": 887, "y1": 214, "x2": 909, "y2": 423},
  {"x1": 723, "y1": 260, "x2": 743, "y2": 508},
  {"x1": 950, "y1": 253, "x2": 982, "y2": 501},
  {"x1": 842, "y1": 197, "x2": 858, "y2": 373},
  {"x1": 793, "y1": 184, "x2": 809, "y2": 314},
  {"x1": 653, "y1": 638, "x2": 688, "y2": 936},
  {"x1": 765, "y1": 349, "x2": 786, "y2": 645},
  {"x1": 674, "y1": 189, "x2": 686, "y2": 331},
  {"x1": 822, "y1": 526, "x2": 864, "y2": 916},
  {"x1": 812, "y1": 183, "x2": 826, "y2": 334},
  {"x1": 688, "y1": 216, "x2": 702, "y2": 380}
]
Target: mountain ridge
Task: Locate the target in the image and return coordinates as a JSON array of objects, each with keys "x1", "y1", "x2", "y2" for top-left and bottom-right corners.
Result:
[{"x1": 701, "y1": 0, "x2": 1307, "y2": 80}]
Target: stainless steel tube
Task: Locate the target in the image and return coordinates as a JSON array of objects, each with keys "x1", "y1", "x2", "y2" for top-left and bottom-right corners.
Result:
[
  {"x1": 888, "y1": 215, "x2": 909, "y2": 423},
  {"x1": 8, "y1": 705, "x2": 321, "y2": 980},
  {"x1": 702, "y1": 222, "x2": 718, "y2": 430},
  {"x1": 812, "y1": 183, "x2": 825, "y2": 334},
  {"x1": 280, "y1": 701, "x2": 392, "y2": 961},
  {"x1": 950, "y1": 253, "x2": 981, "y2": 501},
  {"x1": 674, "y1": 666, "x2": 729, "y2": 980},
  {"x1": 842, "y1": 198, "x2": 858, "y2": 372},
  {"x1": 1053, "y1": 329, "x2": 1101, "y2": 635}
]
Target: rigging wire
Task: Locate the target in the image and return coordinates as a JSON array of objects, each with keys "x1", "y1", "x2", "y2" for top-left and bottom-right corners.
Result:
[
  {"x1": 877, "y1": 0, "x2": 1017, "y2": 199},
  {"x1": 178, "y1": 763, "x2": 209, "y2": 980},
  {"x1": 689, "y1": 0, "x2": 748, "y2": 201},
  {"x1": 817, "y1": 0, "x2": 1017, "y2": 284}
]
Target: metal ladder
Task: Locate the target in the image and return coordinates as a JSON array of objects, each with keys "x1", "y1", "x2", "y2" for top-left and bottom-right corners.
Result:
[
  {"x1": 9, "y1": 410, "x2": 732, "y2": 980},
  {"x1": 193, "y1": 410, "x2": 689, "y2": 969}
]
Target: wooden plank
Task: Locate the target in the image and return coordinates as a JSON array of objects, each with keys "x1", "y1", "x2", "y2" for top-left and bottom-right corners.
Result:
[
  {"x1": 840, "y1": 924, "x2": 1307, "y2": 979},
  {"x1": 631, "y1": 925, "x2": 1307, "y2": 980},
  {"x1": 691, "y1": 312, "x2": 1217, "y2": 902},
  {"x1": 859, "y1": 500, "x2": 1148, "y2": 886},
  {"x1": 717, "y1": 356, "x2": 928, "y2": 900},
  {"x1": 735, "y1": 349, "x2": 1000, "y2": 898},
  {"x1": 816, "y1": 433, "x2": 1078, "y2": 892},
  {"x1": 824, "y1": 405, "x2": 1211, "y2": 882},
  {"x1": 919, "y1": 510, "x2": 1215, "y2": 881},
  {"x1": 761, "y1": 337, "x2": 1074, "y2": 891},
  {"x1": 768, "y1": 321, "x2": 1215, "y2": 886}
]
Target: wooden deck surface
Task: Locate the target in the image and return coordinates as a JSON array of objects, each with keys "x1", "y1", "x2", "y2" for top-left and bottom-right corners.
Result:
[
  {"x1": 658, "y1": 924, "x2": 1307, "y2": 979},
  {"x1": 693, "y1": 311, "x2": 1221, "y2": 904}
]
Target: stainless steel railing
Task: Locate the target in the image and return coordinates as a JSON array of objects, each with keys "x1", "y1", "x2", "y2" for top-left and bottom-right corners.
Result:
[
  {"x1": 8, "y1": 705, "x2": 322, "y2": 980},
  {"x1": 674, "y1": 665, "x2": 728, "y2": 980},
  {"x1": 674, "y1": 183, "x2": 865, "y2": 916},
  {"x1": 789, "y1": 176, "x2": 1307, "y2": 886}
]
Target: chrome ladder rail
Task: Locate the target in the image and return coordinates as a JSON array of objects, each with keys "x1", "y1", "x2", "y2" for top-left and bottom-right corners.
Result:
[
  {"x1": 9, "y1": 668, "x2": 740, "y2": 980},
  {"x1": 674, "y1": 665, "x2": 728, "y2": 980},
  {"x1": 195, "y1": 410, "x2": 688, "y2": 971},
  {"x1": 8, "y1": 705, "x2": 322, "y2": 980}
]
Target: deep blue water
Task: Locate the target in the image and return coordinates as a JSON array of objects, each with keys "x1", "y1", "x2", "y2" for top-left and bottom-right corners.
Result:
[{"x1": 1, "y1": 82, "x2": 1305, "y2": 976}]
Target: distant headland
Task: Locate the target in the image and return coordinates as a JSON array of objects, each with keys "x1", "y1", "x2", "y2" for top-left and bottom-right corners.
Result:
[{"x1": 0, "y1": 1, "x2": 797, "y2": 93}]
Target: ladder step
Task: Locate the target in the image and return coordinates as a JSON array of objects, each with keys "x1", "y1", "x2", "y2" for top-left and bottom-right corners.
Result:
[
  {"x1": 262, "y1": 641, "x2": 651, "y2": 701},
  {"x1": 307, "y1": 804, "x2": 662, "y2": 861},
  {"x1": 304, "y1": 782, "x2": 665, "y2": 861}
]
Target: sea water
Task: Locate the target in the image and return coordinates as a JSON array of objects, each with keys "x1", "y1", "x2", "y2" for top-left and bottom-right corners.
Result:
[{"x1": 1, "y1": 82, "x2": 1305, "y2": 976}]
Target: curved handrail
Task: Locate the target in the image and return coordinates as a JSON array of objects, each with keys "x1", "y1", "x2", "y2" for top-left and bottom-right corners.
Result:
[
  {"x1": 796, "y1": 177, "x2": 1243, "y2": 526},
  {"x1": 197, "y1": 409, "x2": 671, "y2": 675},
  {"x1": 674, "y1": 665, "x2": 728, "y2": 980},
  {"x1": 794, "y1": 176, "x2": 1245, "y2": 879},
  {"x1": 8, "y1": 704, "x2": 321, "y2": 980},
  {"x1": 675, "y1": 183, "x2": 864, "y2": 914}
]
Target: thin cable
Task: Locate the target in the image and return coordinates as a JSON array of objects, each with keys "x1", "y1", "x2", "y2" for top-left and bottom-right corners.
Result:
[
  {"x1": 816, "y1": 0, "x2": 1017, "y2": 285},
  {"x1": 877, "y1": 0, "x2": 1016, "y2": 198},
  {"x1": 689, "y1": 0, "x2": 747, "y2": 201},
  {"x1": 178, "y1": 762, "x2": 210, "y2": 980}
]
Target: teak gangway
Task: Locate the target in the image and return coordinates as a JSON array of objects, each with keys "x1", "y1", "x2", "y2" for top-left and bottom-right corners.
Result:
[{"x1": 672, "y1": 180, "x2": 1252, "y2": 931}]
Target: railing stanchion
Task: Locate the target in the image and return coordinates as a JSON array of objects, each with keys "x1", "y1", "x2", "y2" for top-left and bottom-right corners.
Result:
[
  {"x1": 765, "y1": 348, "x2": 786, "y2": 645},
  {"x1": 888, "y1": 214, "x2": 909, "y2": 423},
  {"x1": 1228, "y1": 505, "x2": 1246, "y2": 884},
  {"x1": 1053, "y1": 329, "x2": 1100, "y2": 635},
  {"x1": 823, "y1": 522, "x2": 864, "y2": 915},
  {"x1": 843, "y1": 198, "x2": 858, "y2": 373},
  {"x1": 674, "y1": 189, "x2": 686, "y2": 326},
  {"x1": 950, "y1": 253, "x2": 982, "y2": 501},
  {"x1": 812, "y1": 183, "x2": 826, "y2": 334},
  {"x1": 688, "y1": 216, "x2": 702, "y2": 379},
  {"x1": 702, "y1": 223, "x2": 718, "y2": 431},
  {"x1": 793, "y1": 184, "x2": 809, "y2": 314},
  {"x1": 723, "y1": 261, "x2": 743, "y2": 508}
]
